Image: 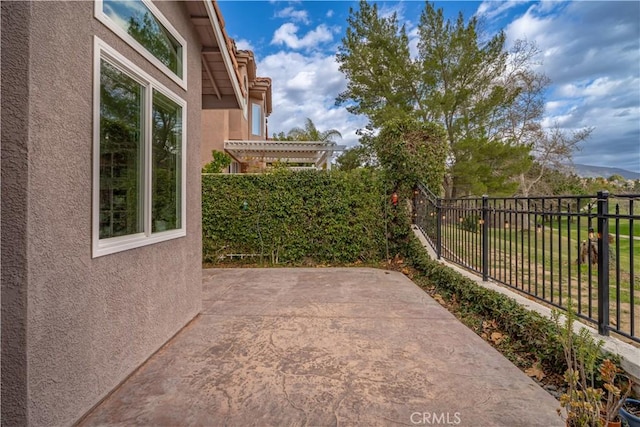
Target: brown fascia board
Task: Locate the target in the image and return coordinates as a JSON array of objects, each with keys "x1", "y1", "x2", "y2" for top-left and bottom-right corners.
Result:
[{"x1": 211, "y1": 0, "x2": 245, "y2": 97}]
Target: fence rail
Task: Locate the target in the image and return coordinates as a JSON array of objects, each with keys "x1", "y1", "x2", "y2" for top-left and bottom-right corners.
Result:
[{"x1": 414, "y1": 185, "x2": 639, "y2": 343}]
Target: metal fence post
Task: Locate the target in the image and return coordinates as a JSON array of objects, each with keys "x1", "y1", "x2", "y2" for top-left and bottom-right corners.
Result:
[
  {"x1": 436, "y1": 198, "x2": 442, "y2": 260},
  {"x1": 597, "y1": 190, "x2": 610, "y2": 336},
  {"x1": 482, "y1": 195, "x2": 489, "y2": 281}
]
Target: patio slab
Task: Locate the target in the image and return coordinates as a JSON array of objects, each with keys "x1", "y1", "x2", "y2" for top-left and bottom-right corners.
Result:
[{"x1": 80, "y1": 268, "x2": 563, "y2": 427}]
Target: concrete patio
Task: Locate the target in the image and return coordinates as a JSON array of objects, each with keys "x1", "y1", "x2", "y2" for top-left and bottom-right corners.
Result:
[{"x1": 79, "y1": 268, "x2": 563, "y2": 427}]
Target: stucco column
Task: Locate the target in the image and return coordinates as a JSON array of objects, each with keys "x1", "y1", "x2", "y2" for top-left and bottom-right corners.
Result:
[{"x1": 1, "y1": 1, "x2": 31, "y2": 425}]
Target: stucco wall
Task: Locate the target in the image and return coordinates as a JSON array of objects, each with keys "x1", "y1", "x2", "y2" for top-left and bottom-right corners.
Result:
[
  {"x1": 1, "y1": 2, "x2": 30, "y2": 424},
  {"x1": 201, "y1": 109, "x2": 228, "y2": 167},
  {"x1": 2, "y1": 1, "x2": 202, "y2": 425},
  {"x1": 228, "y1": 108, "x2": 249, "y2": 141}
]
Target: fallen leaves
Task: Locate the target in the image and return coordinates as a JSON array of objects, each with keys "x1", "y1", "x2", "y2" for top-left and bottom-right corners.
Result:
[
  {"x1": 525, "y1": 363, "x2": 546, "y2": 381},
  {"x1": 490, "y1": 332, "x2": 505, "y2": 345}
]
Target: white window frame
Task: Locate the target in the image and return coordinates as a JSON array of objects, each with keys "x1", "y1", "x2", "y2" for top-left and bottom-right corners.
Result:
[
  {"x1": 94, "y1": 0, "x2": 187, "y2": 90},
  {"x1": 93, "y1": 37, "x2": 187, "y2": 258}
]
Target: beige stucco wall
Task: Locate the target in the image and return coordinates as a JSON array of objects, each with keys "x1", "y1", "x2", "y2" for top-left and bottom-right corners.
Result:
[
  {"x1": 2, "y1": 1, "x2": 202, "y2": 425},
  {"x1": 201, "y1": 109, "x2": 228, "y2": 166},
  {"x1": 228, "y1": 108, "x2": 248, "y2": 141}
]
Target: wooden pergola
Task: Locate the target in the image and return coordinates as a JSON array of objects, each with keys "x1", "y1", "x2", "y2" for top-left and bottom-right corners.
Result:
[{"x1": 224, "y1": 140, "x2": 346, "y2": 171}]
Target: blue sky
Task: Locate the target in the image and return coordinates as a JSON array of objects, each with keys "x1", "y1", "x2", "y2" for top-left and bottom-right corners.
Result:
[{"x1": 218, "y1": 1, "x2": 640, "y2": 173}]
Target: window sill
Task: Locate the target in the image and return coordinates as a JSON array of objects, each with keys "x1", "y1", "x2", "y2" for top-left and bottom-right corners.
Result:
[{"x1": 93, "y1": 229, "x2": 186, "y2": 258}]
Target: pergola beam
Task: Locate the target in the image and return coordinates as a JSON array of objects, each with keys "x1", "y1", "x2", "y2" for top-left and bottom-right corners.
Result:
[{"x1": 224, "y1": 140, "x2": 345, "y2": 171}]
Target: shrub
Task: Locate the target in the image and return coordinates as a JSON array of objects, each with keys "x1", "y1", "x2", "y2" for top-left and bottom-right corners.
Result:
[{"x1": 202, "y1": 169, "x2": 388, "y2": 265}]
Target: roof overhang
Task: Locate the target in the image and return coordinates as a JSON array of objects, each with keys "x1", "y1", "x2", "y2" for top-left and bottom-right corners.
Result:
[
  {"x1": 224, "y1": 140, "x2": 346, "y2": 168},
  {"x1": 187, "y1": 1, "x2": 244, "y2": 110}
]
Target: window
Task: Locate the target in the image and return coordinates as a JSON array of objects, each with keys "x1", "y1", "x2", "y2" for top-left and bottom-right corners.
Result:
[
  {"x1": 94, "y1": 37, "x2": 186, "y2": 257},
  {"x1": 95, "y1": 0, "x2": 187, "y2": 89},
  {"x1": 251, "y1": 103, "x2": 262, "y2": 136},
  {"x1": 243, "y1": 75, "x2": 249, "y2": 119}
]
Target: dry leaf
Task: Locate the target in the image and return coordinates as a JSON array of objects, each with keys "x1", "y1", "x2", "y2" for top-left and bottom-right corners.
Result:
[
  {"x1": 490, "y1": 332, "x2": 504, "y2": 344},
  {"x1": 482, "y1": 320, "x2": 497, "y2": 331},
  {"x1": 433, "y1": 294, "x2": 446, "y2": 305},
  {"x1": 525, "y1": 364, "x2": 546, "y2": 381}
]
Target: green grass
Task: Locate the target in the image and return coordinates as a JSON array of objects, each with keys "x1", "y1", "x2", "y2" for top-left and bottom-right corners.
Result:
[{"x1": 437, "y1": 220, "x2": 639, "y2": 339}]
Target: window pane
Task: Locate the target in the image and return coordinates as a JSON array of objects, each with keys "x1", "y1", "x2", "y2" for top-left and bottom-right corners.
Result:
[
  {"x1": 103, "y1": 0, "x2": 183, "y2": 78},
  {"x1": 99, "y1": 60, "x2": 144, "y2": 239},
  {"x1": 252, "y1": 103, "x2": 261, "y2": 136},
  {"x1": 152, "y1": 90, "x2": 182, "y2": 232}
]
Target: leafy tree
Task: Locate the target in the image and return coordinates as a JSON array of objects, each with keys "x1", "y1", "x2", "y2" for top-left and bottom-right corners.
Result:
[
  {"x1": 271, "y1": 131, "x2": 293, "y2": 141},
  {"x1": 538, "y1": 168, "x2": 587, "y2": 196},
  {"x1": 336, "y1": 2, "x2": 563, "y2": 197},
  {"x1": 451, "y1": 137, "x2": 531, "y2": 197},
  {"x1": 202, "y1": 150, "x2": 232, "y2": 174},
  {"x1": 334, "y1": 145, "x2": 375, "y2": 171},
  {"x1": 336, "y1": 1, "x2": 417, "y2": 126},
  {"x1": 286, "y1": 118, "x2": 342, "y2": 143}
]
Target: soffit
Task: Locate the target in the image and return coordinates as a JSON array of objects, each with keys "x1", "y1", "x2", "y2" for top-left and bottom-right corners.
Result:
[{"x1": 186, "y1": 1, "x2": 243, "y2": 110}]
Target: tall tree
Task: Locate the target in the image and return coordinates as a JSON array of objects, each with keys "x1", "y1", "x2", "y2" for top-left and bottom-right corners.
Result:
[
  {"x1": 286, "y1": 118, "x2": 342, "y2": 143},
  {"x1": 337, "y1": 1, "x2": 553, "y2": 197},
  {"x1": 517, "y1": 125, "x2": 593, "y2": 196},
  {"x1": 336, "y1": 1, "x2": 418, "y2": 127}
]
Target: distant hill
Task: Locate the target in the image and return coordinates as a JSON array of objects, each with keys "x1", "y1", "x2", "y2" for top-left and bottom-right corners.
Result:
[{"x1": 571, "y1": 164, "x2": 640, "y2": 180}]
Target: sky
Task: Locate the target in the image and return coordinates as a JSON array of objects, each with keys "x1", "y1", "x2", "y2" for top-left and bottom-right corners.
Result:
[{"x1": 218, "y1": 0, "x2": 640, "y2": 173}]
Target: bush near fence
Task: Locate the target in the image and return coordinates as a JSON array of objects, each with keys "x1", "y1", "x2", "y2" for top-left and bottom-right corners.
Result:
[{"x1": 202, "y1": 169, "x2": 388, "y2": 265}]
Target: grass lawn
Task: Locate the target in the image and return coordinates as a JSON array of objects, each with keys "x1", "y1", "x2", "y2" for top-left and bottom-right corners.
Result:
[{"x1": 438, "y1": 218, "x2": 639, "y2": 341}]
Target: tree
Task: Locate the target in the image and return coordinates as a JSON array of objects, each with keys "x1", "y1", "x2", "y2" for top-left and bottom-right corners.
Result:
[
  {"x1": 202, "y1": 150, "x2": 232, "y2": 174},
  {"x1": 336, "y1": 1, "x2": 417, "y2": 127},
  {"x1": 286, "y1": 118, "x2": 342, "y2": 143},
  {"x1": 334, "y1": 145, "x2": 375, "y2": 171},
  {"x1": 337, "y1": 1, "x2": 537, "y2": 197},
  {"x1": 450, "y1": 136, "x2": 531, "y2": 196},
  {"x1": 516, "y1": 125, "x2": 593, "y2": 196},
  {"x1": 271, "y1": 131, "x2": 293, "y2": 141}
]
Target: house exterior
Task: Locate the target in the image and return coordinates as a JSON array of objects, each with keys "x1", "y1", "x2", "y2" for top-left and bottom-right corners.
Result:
[
  {"x1": 200, "y1": 44, "x2": 345, "y2": 173},
  {"x1": 1, "y1": 1, "x2": 243, "y2": 425},
  {"x1": 201, "y1": 46, "x2": 273, "y2": 173}
]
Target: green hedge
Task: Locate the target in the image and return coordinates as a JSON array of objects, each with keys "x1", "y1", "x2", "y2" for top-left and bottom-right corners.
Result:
[{"x1": 202, "y1": 169, "x2": 388, "y2": 265}]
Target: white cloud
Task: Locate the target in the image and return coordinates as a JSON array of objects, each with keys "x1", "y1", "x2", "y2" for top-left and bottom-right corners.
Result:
[
  {"x1": 475, "y1": 0, "x2": 529, "y2": 20},
  {"x1": 234, "y1": 38, "x2": 254, "y2": 51},
  {"x1": 271, "y1": 23, "x2": 335, "y2": 50},
  {"x1": 379, "y1": 3, "x2": 405, "y2": 21},
  {"x1": 258, "y1": 51, "x2": 367, "y2": 147},
  {"x1": 326, "y1": 9, "x2": 334, "y2": 18},
  {"x1": 504, "y1": 1, "x2": 640, "y2": 172},
  {"x1": 274, "y1": 6, "x2": 310, "y2": 24}
]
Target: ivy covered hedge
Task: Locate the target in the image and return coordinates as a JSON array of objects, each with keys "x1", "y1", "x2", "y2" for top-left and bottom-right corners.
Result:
[{"x1": 202, "y1": 169, "x2": 389, "y2": 265}]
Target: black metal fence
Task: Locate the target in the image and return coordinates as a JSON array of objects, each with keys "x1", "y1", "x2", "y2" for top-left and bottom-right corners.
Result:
[{"x1": 414, "y1": 184, "x2": 639, "y2": 343}]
